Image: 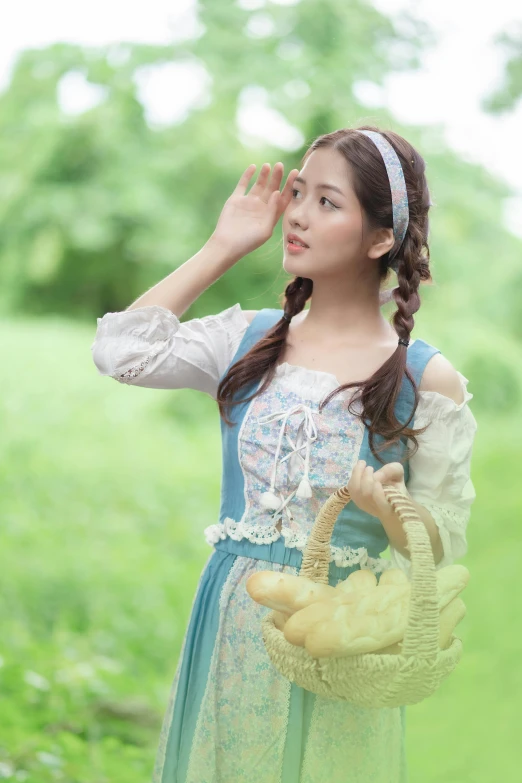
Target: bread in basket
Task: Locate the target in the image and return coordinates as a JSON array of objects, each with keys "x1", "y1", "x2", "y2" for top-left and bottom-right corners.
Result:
[{"x1": 246, "y1": 481, "x2": 469, "y2": 708}]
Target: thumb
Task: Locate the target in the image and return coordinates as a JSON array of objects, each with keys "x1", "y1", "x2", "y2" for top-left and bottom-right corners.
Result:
[{"x1": 374, "y1": 462, "x2": 404, "y2": 483}]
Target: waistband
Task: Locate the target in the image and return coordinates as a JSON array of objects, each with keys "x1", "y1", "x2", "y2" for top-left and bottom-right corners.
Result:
[{"x1": 212, "y1": 534, "x2": 360, "y2": 581}]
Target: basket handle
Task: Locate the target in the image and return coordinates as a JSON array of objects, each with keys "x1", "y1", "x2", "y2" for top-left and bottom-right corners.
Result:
[{"x1": 299, "y1": 483, "x2": 440, "y2": 659}]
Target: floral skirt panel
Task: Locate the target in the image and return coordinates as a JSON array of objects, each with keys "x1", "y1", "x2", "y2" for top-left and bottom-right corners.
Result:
[{"x1": 152, "y1": 535, "x2": 408, "y2": 783}]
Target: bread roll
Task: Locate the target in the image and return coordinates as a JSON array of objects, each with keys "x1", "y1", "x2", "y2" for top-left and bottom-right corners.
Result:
[
  {"x1": 272, "y1": 610, "x2": 291, "y2": 631},
  {"x1": 439, "y1": 596, "x2": 467, "y2": 649},
  {"x1": 347, "y1": 583, "x2": 410, "y2": 618},
  {"x1": 283, "y1": 584, "x2": 409, "y2": 650},
  {"x1": 378, "y1": 568, "x2": 409, "y2": 587},
  {"x1": 436, "y1": 565, "x2": 470, "y2": 610},
  {"x1": 253, "y1": 565, "x2": 470, "y2": 657},
  {"x1": 285, "y1": 585, "x2": 409, "y2": 655},
  {"x1": 283, "y1": 592, "x2": 361, "y2": 646},
  {"x1": 246, "y1": 570, "x2": 338, "y2": 614},
  {"x1": 335, "y1": 568, "x2": 377, "y2": 595},
  {"x1": 305, "y1": 594, "x2": 411, "y2": 657},
  {"x1": 376, "y1": 596, "x2": 467, "y2": 654}
]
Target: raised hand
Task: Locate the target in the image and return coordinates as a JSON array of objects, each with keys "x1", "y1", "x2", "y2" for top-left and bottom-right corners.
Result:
[{"x1": 210, "y1": 162, "x2": 299, "y2": 260}]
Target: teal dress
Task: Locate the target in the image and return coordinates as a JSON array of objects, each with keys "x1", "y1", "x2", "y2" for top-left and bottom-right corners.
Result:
[{"x1": 152, "y1": 309, "x2": 441, "y2": 783}]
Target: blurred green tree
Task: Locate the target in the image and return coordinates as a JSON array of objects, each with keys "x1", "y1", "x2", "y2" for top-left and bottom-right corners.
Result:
[
  {"x1": 0, "y1": 0, "x2": 521, "y2": 415},
  {"x1": 482, "y1": 21, "x2": 522, "y2": 112},
  {"x1": 0, "y1": 0, "x2": 432, "y2": 319}
]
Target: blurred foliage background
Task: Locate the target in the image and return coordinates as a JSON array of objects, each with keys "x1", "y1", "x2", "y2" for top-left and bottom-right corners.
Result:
[{"x1": 1, "y1": 0, "x2": 521, "y2": 781}]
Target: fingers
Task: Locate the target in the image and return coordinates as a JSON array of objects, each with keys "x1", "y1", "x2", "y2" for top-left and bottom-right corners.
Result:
[
  {"x1": 280, "y1": 168, "x2": 299, "y2": 208},
  {"x1": 233, "y1": 163, "x2": 257, "y2": 196},
  {"x1": 249, "y1": 162, "x2": 272, "y2": 198},
  {"x1": 267, "y1": 162, "x2": 284, "y2": 193},
  {"x1": 360, "y1": 461, "x2": 375, "y2": 498},
  {"x1": 267, "y1": 187, "x2": 282, "y2": 215},
  {"x1": 348, "y1": 459, "x2": 365, "y2": 495},
  {"x1": 273, "y1": 168, "x2": 299, "y2": 221},
  {"x1": 354, "y1": 459, "x2": 367, "y2": 479},
  {"x1": 349, "y1": 459, "x2": 406, "y2": 518},
  {"x1": 353, "y1": 460, "x2": 378, "y2": 502},
  {"x1": 371, "y1": 477, "x2": 388, "y2": 510}
]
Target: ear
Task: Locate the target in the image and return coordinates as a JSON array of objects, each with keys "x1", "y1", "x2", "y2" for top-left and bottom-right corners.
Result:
[{"x1": 367, "y1": 227, "x2": 395, "y2": 260}]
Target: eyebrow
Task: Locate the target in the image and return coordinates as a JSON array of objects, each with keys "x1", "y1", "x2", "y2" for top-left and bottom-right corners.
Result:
[{"x1": 294, "y1": 175, "x2": 345, "y2": 197}]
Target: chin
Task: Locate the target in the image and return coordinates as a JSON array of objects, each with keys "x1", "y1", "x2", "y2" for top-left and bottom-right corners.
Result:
[
  {"x1": 283, "y1": 253, "x2": 309, "y2": 270},
  {"x1": 283, "y1": 262, "x2": 316, "y2": 284},
  {"x1": 282, "y1": 259, "x2": 302, "y2": 277}
]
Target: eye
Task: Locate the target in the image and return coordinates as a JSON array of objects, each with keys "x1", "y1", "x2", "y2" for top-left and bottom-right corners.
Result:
[
  {"x1": 292, "y1": 189, "x2": 337, "y2": 209},
  {"x1": 319, "y1": 196, "x2": 337, "y2": 209}
]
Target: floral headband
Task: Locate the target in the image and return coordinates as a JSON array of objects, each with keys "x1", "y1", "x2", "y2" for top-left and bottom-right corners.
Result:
[{"x1": 355, "y1": 130, "x2": 410, "y2": 272}]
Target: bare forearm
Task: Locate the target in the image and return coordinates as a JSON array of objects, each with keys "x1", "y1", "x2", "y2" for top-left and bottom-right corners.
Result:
[
  {"x1": 379, "y1": 496, "x2": 444, "y2": 565},
  {"x1": 125, "y1": 237, "x2": 242, "y2": 317}
]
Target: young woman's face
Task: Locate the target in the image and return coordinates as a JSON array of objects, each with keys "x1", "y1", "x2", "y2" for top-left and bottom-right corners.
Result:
[{"x1": 282, "y1": 147, "x2": 368, "y2": 278}]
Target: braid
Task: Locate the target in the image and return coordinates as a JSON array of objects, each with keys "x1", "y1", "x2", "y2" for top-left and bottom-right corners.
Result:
[{"x1": 280, "y1": 276, "x2": 312, "y2": 323}]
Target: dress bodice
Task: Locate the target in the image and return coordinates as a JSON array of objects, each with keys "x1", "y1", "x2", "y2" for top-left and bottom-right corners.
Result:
[
  {"x1": 91, "y1": 301, "x2": 478, "y2": 577},
  {"x1": 208, "y1": 309, "x2": 449, "y2": 574}
]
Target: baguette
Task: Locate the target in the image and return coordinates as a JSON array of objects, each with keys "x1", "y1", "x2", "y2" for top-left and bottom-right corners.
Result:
[{"x1": 246, "y1": 570, "x2": 338, "y2": 614}]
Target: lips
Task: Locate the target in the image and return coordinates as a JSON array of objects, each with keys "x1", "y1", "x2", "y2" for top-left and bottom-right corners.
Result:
[{"x1": 287, "y1": 233, "x2": 309, "y2": 248}]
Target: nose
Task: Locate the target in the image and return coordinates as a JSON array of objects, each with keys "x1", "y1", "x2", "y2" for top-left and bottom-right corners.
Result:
[{"x1": 287, "y1": 199, "x2": 309, "y2": 231}]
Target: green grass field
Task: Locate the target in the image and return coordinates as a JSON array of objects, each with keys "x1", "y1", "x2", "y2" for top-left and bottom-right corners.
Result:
[{"x1": 0, "y1": 315, "x2": 519, "y2": 782}]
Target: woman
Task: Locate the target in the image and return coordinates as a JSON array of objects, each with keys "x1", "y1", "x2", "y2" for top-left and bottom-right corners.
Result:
[{"x1": 91, "y1": 124, "x2": 477, "y2": 782}]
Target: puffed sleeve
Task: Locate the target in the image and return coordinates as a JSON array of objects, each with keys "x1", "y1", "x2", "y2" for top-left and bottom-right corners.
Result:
[
  {"x1": 389, "y1": 371, "x2": 478, "y2": 578},
  {"x1": 90, "y1": 303, "x2": 250, "y2": 399}
]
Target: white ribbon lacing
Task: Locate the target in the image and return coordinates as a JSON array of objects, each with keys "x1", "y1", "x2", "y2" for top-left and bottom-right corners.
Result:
[{"x1": 256, "y1": 403, "x2": 318, "y2": 521}]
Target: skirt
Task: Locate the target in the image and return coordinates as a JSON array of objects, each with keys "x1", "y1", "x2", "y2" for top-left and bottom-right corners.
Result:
[{"x1": 152, "y1": 534, "x2": 408, "y2": 783}]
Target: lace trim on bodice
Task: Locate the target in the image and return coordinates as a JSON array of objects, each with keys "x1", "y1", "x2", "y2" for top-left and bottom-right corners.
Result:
[{"x1": 204, "y1": 518, "x2": 393, "y2": 574}]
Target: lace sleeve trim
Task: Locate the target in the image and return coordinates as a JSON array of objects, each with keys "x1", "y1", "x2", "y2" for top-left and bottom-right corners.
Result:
[
  {"x1": 94, "y1": 302, "x2": 249, "y2": 389},
  {"x1": 115, "y1": 356, "x2": 151, "y2": 384}
]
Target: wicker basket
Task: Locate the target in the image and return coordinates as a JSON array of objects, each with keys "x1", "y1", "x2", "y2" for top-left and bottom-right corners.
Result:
[{"x1": 260, "y1": 482, "x2": 464, "y2": 708}]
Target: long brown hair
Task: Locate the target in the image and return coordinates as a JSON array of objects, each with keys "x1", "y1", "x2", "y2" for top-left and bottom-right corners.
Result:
[{"x1": 216, "y1": 124, "x2": 434, "y2": 465}]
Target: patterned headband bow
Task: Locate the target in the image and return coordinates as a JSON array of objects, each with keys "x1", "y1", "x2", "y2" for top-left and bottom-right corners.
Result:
[{"x1": 355, "y1": 130, "x2": 410, "y2": 272}]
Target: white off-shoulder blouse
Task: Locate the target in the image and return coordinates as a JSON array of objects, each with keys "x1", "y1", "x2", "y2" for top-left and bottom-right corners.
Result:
[{"x1": 91, "y1": 303, "x2": 478, "y2": 577}]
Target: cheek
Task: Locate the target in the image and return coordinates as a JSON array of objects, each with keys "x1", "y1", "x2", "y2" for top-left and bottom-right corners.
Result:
[
  {"x1": 282, "y1": 207, "x2": 362, "y2": 253},
  {"x1": 319, "y1": 214, "x2": 362, "y2": 252}
]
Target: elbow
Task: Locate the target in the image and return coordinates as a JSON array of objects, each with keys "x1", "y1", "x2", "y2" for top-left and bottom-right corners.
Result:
[
  {"x1": 91, "y1": 341, "x2": 114, "y2": 377},
  {"x1": 91, "y1": 341, "x2": 153, "y2": 385}
]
